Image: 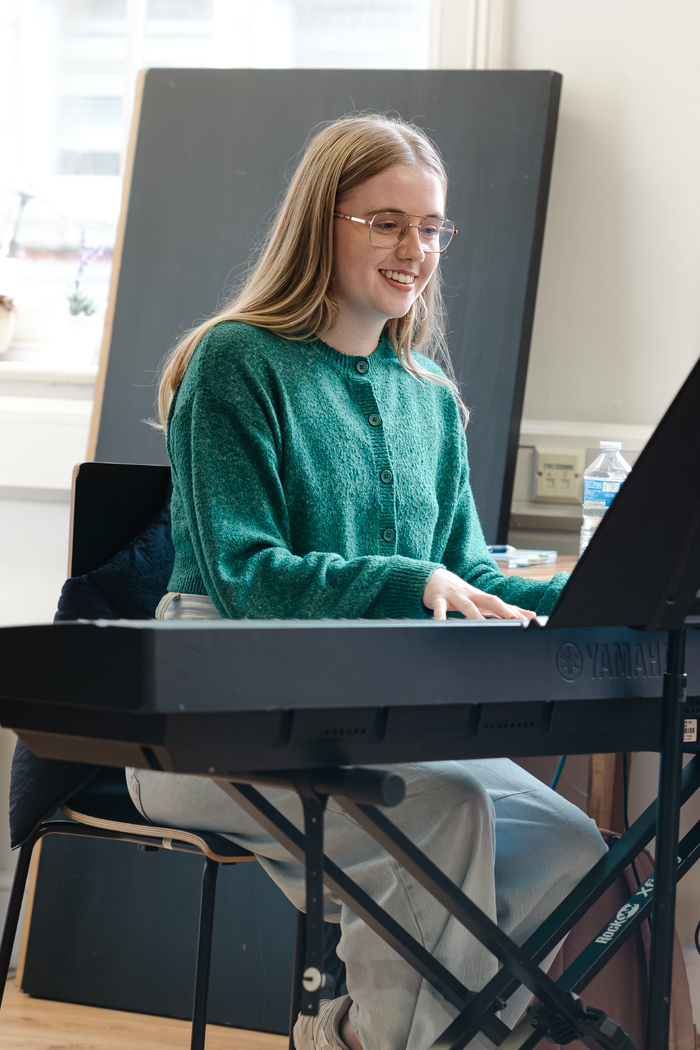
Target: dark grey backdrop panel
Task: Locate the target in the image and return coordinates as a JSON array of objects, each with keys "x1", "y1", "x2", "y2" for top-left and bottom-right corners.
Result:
[
  {"x1": 95, "y1": 69, "x2": 560, "y2": 542},
  {"x1": 22, "y1": 835, "x2": 296, "y2": 1032}
]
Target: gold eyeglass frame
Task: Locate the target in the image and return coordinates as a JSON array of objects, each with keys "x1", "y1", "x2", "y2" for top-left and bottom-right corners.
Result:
[{"x1": 334, "y1": 211, "x2": 457, "y2": 253}]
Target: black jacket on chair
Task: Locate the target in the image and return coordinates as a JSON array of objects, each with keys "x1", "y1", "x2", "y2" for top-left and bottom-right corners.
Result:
[{"x1": 9, "y1": 504, "x2": 174, "y2": 848}]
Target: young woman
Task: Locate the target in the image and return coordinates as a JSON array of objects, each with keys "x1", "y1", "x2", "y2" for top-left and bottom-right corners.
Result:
[{"x1": 128, "y1": 115, "x2": 605, "y2": 1050}]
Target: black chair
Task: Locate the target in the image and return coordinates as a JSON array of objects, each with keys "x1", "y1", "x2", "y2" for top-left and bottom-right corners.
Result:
[{"x1": 0, "y1": 461, "x2": 309, "y2": 1050}]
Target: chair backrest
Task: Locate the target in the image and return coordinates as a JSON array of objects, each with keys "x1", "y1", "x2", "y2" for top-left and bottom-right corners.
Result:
[
  {"x1": 11, "y1": 462, "x2": 174, "y2": 848},
  {"x1": 69, "y1": 462, "x2": 172, "y2": 577}
]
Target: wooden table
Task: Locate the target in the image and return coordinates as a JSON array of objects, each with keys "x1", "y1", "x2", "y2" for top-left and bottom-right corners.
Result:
[{"x1": 503, "y1": 554, "x2": 577, "y2": 580}]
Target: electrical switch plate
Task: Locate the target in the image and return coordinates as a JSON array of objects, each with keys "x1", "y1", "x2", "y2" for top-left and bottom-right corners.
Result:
[{"x1": 533, "y1": 446, "x2": 586, "y2": 504}]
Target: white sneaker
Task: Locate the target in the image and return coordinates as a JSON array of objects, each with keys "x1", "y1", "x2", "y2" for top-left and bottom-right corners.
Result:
[{"x1": 293, "y1": 994, "x2": 353, "y2": 1050}]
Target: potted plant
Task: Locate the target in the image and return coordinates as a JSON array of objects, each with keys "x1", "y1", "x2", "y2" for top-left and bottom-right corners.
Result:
[{"x1": 60, "y1": 236, "x2": 105, "y2": 364}]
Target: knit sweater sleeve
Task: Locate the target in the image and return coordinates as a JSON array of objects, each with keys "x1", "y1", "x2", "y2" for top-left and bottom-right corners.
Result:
[
  {"x1": 441, "y1": 431, "x2": 568, "y2": 617},
  {"x1": 167, "y1": 337, "x2": 441, "y2": 620}
]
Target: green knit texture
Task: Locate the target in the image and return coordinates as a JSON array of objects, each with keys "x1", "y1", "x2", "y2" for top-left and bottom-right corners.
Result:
[{"x1": 167, "y1": 322, "x2": 567, "y2": 619}]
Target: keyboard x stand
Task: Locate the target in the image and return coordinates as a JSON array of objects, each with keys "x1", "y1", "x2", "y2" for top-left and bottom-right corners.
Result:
[{"x1": 209, "y1": 621, "x2": 697, "y2": 1050}]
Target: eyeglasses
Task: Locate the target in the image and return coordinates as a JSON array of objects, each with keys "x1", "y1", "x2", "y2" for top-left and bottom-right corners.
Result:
[{"x1": 335, "y1": 211, "x2": 457, "y2": 253}]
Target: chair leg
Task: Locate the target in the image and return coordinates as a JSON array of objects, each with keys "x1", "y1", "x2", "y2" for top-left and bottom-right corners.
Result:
[
  {"x1": 288, "y1": 910, "x2": 307, "y2": 1050},
  {"x1": 190, "y1": 857, "x2": 219, "y2": 1050},
  {"x1": 0, "y1": 830, "x2": 42, "y2": 1009}
]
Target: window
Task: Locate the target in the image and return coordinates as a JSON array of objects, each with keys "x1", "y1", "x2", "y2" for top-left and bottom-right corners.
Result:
[
  {"x1": 2, "y1": 0, "x2": 431, "y2": 245},
  {"x1": 0, "y1": 0, "x2": 430, "y2": 353}
]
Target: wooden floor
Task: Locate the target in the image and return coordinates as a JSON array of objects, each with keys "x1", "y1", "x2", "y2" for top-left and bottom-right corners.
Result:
[{"x1": 0, "y1": 979, "x2": 288, "y2": 1050}]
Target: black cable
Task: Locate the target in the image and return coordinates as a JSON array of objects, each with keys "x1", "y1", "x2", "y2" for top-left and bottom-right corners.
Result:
[
  {"x1": 695, "y1": 918, "x2": 700, "y2": 957},
  {"x1": 550, "y1": 755, "x2": 566, "y2": 791},
  {"x1": 622, "y1": 753, "x2": 644, "y2": 910},
  {"x1": 621, "y1": 751, "x2": 633, "y2": 831}
]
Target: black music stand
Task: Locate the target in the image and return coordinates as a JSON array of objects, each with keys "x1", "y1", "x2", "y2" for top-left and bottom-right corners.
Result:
[{"x1": 547, "y1": 353, "x2": 700, "y2": 1048}]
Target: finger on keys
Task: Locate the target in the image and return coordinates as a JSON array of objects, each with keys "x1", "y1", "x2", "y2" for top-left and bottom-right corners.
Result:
[
  {"x1": 478, "y1": 595, "x2": 528, "y2": 620},
  {"x1": 470, "y1": 593, "x2": 509, "y2": 617},
  {"x1": 452, "y1": 593, "x2": 484, "y2": 620},
  {"x1": 499, "y1": 603, "x2": 535, "y2": 620}
]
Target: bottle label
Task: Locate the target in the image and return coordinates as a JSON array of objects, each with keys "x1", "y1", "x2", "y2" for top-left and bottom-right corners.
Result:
[{"x1": 583, "y1": 478, "x2": 621, "y2": 507}]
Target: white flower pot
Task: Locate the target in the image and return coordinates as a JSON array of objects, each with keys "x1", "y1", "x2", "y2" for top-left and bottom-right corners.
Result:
[
  {"x1": 56, "y1": 311, "x2": 105, "y2": 365},
  {"x1": 0, "y1": 308, "x2": 16, "y2": 356},
  {"x1": 13, "y1": 298, "x2": 69, "y2": 343}
]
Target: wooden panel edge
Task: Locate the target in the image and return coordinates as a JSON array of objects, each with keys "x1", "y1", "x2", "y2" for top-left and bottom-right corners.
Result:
[
  {"x1": 67, "y1": 462, "x2": 81, "y2": 578},
  {"x1": 15, "y1": 838, "x2": 42, "y2": 988},
  {"x1": 587, "y1": 753, "x2": 614, "y2": 829},
  {"x1": 587, "y1": 752, "x2": 626, "y2": 835},
  {"x1": 495, "y1": 71, "x2": 562, "y2": 544},
  {"x1": 86, "y1": 68, "x2": 148, "y2": 462}
]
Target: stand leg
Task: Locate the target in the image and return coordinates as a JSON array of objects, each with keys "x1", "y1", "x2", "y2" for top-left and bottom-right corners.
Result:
[
  {"x1": 646, "y1": 628, "x2": 687, "y2": 1050},
  {"x1": 289, "y1": 911, "x2": 307, "y2": 1050},
  {"x1": 0, "y1": 831, "x2": 42, "y2": 1008}
]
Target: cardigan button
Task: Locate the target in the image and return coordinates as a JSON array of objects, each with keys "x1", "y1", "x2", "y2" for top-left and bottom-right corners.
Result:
[
  {"x1": 382, "y1": 527, "x2": 396, "y2": 542},
  {"x1": 355, "y1": 359, "x2": 369, "y2": 374},
  {"x1": 380, "y1": 470, "x2": 393, "y2": 484},
  {"x1": 368, "y1": 413, "x2": 382, "y2": 427}
]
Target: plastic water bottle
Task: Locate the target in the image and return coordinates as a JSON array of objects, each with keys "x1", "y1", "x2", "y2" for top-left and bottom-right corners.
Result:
[{"x1": 579, "y1": 441, "x2": 631, "y2": 555}]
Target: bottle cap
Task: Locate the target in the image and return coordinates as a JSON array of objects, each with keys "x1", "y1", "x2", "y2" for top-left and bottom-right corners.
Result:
[{"x1": 599, "y1": 440, "x2": 622, "y2": 450}]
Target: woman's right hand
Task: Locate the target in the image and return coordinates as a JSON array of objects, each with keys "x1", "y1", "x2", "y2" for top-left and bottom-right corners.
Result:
[{"x1": 422, "y1": 567, "x2": 536, "y2": 622}]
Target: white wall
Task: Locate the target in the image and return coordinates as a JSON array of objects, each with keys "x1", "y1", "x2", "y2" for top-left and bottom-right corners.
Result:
[
  {"x1": 0, "y1": 493, "x2": 72, "y2": 963},
  {"x1": 509, "y1": 1, "x2": 700, "y2": 1005},
  {"x1": 0, "y1": 368, "x2": 91, "y2": 963},
  {"x1": 510, "y1": 0, "x2": 700, "y2": 427},
  {"x1": 0, "y1": 496, "x2": 71, "y2": 629}
]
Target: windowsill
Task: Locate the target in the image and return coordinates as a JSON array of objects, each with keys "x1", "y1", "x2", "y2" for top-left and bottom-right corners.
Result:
[
  {"x1": 0, "y1": 358, "x2": 97, "y2": 381},
  {"x1": 0, "y1": 356, "x2": 98, "y2": 400},
  {"x1": 0, "y1": 390, "x2": 93, "y2": 498},
  {"x1": 510, "y1": 500, "x2": 583, "y2": 530},
  {"x1": 0, "y1": 485, "x2": 72, "y2": 503},
  {"x1": 519, "y1": 418, "x2": 654, "y2": 445}
]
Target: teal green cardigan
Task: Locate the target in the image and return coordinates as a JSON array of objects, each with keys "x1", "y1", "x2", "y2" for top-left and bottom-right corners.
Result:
[{"x1": 166, "y1": 321, "x2": 566, "y2": 619}]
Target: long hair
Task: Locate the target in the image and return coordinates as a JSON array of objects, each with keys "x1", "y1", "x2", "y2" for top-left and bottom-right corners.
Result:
[{"x1": 157, "y1": 113, "x2": 464, "y2": 427}]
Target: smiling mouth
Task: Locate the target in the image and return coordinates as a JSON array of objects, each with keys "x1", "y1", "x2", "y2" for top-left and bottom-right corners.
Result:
[{"x1": 379, "y1": 269, "x2": 416, "y2": 286}]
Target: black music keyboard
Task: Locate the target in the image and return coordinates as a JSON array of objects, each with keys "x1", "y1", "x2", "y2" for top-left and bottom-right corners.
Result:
[{"x1": 1, "y1": 619, "x2": 698, "y2": 775}]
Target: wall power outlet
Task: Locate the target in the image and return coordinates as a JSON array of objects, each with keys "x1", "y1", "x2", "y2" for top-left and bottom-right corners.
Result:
[{"x1": 533, "y1": 446, "x2": 586, "y2": 504}]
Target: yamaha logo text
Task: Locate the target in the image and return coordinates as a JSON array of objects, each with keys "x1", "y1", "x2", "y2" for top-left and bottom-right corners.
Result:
[{"x1": 556, "y1": 641, "x2": 665, "y2": 682}]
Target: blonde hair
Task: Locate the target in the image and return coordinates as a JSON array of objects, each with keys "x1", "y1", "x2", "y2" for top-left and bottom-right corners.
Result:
[{"x1": 157, "y1": 113, "x2": 464, "y2": 427}]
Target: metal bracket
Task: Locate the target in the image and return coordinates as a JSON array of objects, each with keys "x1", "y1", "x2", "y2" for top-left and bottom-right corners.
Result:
[
  {"x1": 294, "y1": 774, "x2": 328, "y2": 1016},
  {"x1": 491, "y1": 996, "x2": 636, "y2": 1050}
]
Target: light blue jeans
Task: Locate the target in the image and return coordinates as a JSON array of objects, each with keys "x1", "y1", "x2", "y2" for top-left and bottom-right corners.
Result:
[{"x1": 128, "y1": 593, "x2": 607, "y2": 1050}]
